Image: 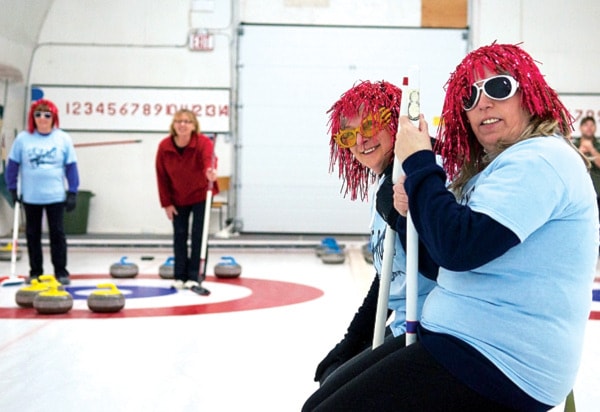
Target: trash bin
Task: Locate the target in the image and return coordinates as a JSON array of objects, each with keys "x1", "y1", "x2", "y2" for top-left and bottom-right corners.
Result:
[{"x1": 64, "y1": 190, "x2": 94, "y2": 235}]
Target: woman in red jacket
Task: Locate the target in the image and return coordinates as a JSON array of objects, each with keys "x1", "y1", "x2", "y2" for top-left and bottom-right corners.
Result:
[{"x1": 156, "y1": 109, "x2": 218, "y2": 289}]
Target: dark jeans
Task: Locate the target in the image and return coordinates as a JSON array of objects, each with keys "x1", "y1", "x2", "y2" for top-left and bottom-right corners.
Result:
[
  {"x1": 22, "y1": 202, "x2": 69, "y2": 278},
  {"x1": 172, "y1": 201, "x2": 207, "y2": 282}
]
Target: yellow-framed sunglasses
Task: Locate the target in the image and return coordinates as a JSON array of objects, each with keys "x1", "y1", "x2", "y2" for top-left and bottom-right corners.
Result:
[{"x1": 333, "y1": 108, "x2": 392, "y2": 149}]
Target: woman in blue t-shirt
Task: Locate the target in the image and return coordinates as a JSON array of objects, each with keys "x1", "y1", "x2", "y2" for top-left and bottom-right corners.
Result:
[
  {"x1": 311, "y1": 80, "x2": 437, "y2": 386},
  {"x1": 5, "y1": 99, "x2": 79, "y2": 285}
]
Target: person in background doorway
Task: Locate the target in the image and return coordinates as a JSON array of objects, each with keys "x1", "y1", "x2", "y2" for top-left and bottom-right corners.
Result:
[
  {"x1": 155, "y1": 109, "x2": 218, "y2": 290},
  {"x1": 303, "y1": 43, "x2": 598, "y2": 411},
  {"x1": 310, "y1": 80, "x2": 437, "y2": 387},
  {"x1": 574, "y1": 116, "x2": 600, "y2": 219},
  {"x1": 4, "y1": 99, "x2": 79, "y2": 285}
]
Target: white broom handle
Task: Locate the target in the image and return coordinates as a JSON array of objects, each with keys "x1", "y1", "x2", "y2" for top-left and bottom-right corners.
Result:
[
  {"x1": 372, "y1": 217, "x2": 396, "y2": 348},
  {"x1": 199, "y1": 137, "x2": 218, "y2": 275},
  {"x1": 200, "y1": 189, "x2": 213, "y2": 262},
  {"x1": 405, "y1": 211, "x2": 419, "y2": 346},
  {"x1": 404, "y1": 70, "x2": 421, "y2": 346},
  {"x1": 10, "y1": 201, "x2": 20, "y2": 277},
  {"x1": 373, "y1": 70, "x2": 420, "y2": 349}
]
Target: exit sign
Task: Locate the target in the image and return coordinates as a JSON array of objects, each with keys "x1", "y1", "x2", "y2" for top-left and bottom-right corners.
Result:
[{"x1": 189, "y1": 31, "x2": 214, "y2": 51}]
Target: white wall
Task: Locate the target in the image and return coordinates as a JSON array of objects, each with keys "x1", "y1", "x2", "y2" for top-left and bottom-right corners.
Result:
[
  {"x1": 236, "y1": 25, "x2": 466, "y2": 233},
  {"x1": 1, "y1": 0, "x2": 599, "y2": 235},
  {"x1": 27, "y1": 0, "x2": 236, "y2": 235},
  {"x1": 240, "y1": 0, "x2": 421, "y2": 26},
  {"x1": 471, "y1": 0, "x2": 600, "y2": 93}
]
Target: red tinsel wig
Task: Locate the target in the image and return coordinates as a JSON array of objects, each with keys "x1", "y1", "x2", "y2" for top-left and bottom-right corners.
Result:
[
  {"x1": 435, "y1": 42, "x2": 572, "y2": 180},
  {"x1": 327, "y1": 80, "x2": 402, "y2": 201},
  {"x1": 28, "y1": 99, "x2": 59, "y2": 133}
]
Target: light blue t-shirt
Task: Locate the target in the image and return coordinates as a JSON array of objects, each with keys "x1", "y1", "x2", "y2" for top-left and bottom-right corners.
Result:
[
  {"x1": 370, "y1": 175, "x2": 437, "y2": 337},
  {"x1": 420, "y1": 135, "x2": 598, "y2": 405},
  {"x1": 9, "y1": 128, "x2": 77, "y2": 204}
]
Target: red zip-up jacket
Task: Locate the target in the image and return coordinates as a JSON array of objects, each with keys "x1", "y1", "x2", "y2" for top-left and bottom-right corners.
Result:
[{"x1": 155, "y1": 132, "x2": 219, "y2": 207}]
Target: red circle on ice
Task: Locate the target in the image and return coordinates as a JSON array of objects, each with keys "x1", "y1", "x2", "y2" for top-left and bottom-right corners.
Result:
[{"x1": 0, "y1": 274, "x2": 323, "y2": 319}]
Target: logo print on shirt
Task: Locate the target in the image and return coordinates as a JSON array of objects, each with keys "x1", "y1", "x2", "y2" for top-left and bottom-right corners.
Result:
[
  {"x1": 372, "y1": 226, "x2": 402, "y2": 281},
  {"x1": 28, "y1": 147, "x2": 57, "y2": 168}
]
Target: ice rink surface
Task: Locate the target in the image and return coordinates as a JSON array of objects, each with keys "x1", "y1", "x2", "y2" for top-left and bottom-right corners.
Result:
[{"x1": 0, "y1": 240, "x2": 598, "y2": 412}]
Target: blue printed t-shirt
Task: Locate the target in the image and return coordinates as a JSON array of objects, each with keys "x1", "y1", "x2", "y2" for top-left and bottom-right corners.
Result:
[
  {"x1": 9, "y1": 129, "x2": 77, "y2": 204},
  {"x1": 370, "y1": 175, "x2": 437, "y2": 337},
  {"x1": 420, "y1": 135, "x2": 598, "y2": 405}
]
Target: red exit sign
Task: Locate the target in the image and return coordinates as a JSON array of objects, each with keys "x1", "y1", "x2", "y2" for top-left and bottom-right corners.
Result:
[{"x1": 189, "y1": 31, "x2": 214, "y2": 51}]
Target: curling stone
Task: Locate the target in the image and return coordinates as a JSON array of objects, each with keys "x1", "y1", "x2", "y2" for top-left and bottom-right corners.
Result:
[
  {"x1": 321, "y1": 248, "x2": 346, "y2": 264},
  {"x1": 0, "y1": 242, "x2": 22, "y2": 261},
  {"x1": 33, "y1": 284, "x2": 73, "y2": 314},
  {"x1": 15, "y1": 279, "x2": 50, "y2": 308},
  {"x1": 315, "y1": 237, "x2": 346, "y2": 257},
  {"x1": 109, "y1": 256, "x2": 139, "y2": 278},
  {"x1": 158, "y1": 256, "x2": 175, "y2": 279},
  {"x1": 362, "y1": 242, "x2": 374, "y2": 264},
  {"x1": 87, "y1": 283, "x2": 125, "y2": 313},
  {"x1": 214, "y1": 256, "x2": 242, "y2": 279},
  {"x1": 319, "y1": 238, "x2": 346, "y2": 264},
  {"x1": 14, "y1": 274, "x2": 62, "y2": 308}
]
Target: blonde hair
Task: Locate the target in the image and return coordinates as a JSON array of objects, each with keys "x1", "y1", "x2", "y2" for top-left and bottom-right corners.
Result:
[{"x1": 169, "y1": 109, "x2": 200, "y2": 136}]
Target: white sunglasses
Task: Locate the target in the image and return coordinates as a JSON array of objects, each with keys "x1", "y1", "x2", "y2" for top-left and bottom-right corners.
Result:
[{"x1": 463, "y1": 75, "x2": 519, "y2": 111}]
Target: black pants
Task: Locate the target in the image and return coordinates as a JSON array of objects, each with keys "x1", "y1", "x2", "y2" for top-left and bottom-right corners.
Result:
[
  {"x1": 23, "y1": 202, "x2": 69, "y2": 278},
  {"x1": 172, "y1": 201, "x2": 207, "y2": 282},
  {"x1": 302, "y1": 336, "x2": 518, "y2": 412}
]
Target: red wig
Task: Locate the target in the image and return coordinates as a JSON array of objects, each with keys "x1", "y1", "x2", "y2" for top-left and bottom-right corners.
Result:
[
  {"x1": 435, "y1": 42, "x2": 572, "y2": 180},
  {"x1": 327, "y1": 80, "x2": 402, "y2": 201},
  {"x1": 28, "y1": 99, "x2": 59, "y2": 133}
]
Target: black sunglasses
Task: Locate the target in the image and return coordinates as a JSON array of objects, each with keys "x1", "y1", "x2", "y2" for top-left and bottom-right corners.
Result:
[
  {"x1": 34, "y1": 111, "x2": 53, "y2": 119},
  {"x1": 463, "y1": 75, "x2": 519, "y2": 111}
]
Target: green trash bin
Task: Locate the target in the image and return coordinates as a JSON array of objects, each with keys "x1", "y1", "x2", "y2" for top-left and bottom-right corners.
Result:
[{"x1": 64, "y1": 190, "x2": 94, "y2": 235}]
